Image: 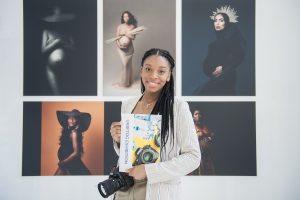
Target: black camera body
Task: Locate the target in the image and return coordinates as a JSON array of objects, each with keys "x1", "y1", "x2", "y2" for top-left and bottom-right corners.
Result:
[
  {"x1": 98, "y1": 134, "x2": 160, "y2": 198},
  {"x1": 98, "y1": 167, "x2": 134, "y2": 198}
]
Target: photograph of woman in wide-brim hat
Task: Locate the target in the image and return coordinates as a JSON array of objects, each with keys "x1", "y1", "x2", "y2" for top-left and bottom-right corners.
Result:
[{"x1": 54, "y1": 109, "x2": 91, "y2": 175}]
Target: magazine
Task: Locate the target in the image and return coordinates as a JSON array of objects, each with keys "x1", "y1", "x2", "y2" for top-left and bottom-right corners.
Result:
[{"x1": 119, "y1": 114, "x2": 161, "y2": 172}]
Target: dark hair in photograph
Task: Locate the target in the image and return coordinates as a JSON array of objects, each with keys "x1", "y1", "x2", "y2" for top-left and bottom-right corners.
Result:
[
  {"x1": 192, "y1": 109, "x2": 206, "y2": 127},
  {"x1": 121, "y1": 11, "x2": 137, "y2": 27},
  {"x1": 140, "y1": 48, "x2": 175, "y2": 152},
  {"x1": 59, "y1": 126, "x2": 84, "y2": 156}
]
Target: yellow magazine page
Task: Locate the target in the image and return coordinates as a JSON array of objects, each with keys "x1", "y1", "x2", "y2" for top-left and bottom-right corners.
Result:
[{"x1": 120, "y1": 114, "x2": 161, "y2": 172}]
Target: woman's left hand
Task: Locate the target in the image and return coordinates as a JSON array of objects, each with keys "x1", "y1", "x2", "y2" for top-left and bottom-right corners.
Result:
[
  {"x1": 212, "y1": 66, "x2": 223, "y2": 77},
  {"x1": 128, "y1": 164, "x2": 147, "y2": 180},
  {"x1": 58, "y1": 160, "x2": 66, "y2": 168}
]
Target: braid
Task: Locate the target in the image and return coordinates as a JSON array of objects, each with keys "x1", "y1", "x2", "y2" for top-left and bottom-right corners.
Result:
[{"x1": 141, "y1": 48, "x2": 175, "y2": 155}]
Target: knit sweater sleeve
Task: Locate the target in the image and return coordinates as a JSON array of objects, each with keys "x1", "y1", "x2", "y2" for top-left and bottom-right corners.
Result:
[{"x1": 145, "y1": 100, "x2": 201, "y2": 184}]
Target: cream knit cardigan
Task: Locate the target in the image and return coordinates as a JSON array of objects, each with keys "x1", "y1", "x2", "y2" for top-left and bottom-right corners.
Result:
[{"x1": 114, "y1": 96, "x2": 201, "y2": 200}]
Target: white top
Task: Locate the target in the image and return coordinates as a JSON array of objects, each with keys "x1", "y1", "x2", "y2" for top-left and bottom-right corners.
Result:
[{"x1": 114, "y1": 95, "x2": 201, "y2": 200}]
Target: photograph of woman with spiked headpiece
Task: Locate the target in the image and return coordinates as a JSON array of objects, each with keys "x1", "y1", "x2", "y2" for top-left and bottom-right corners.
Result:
[{"x1": 182, "y1": 0, "x2": 255, "y2": 96}]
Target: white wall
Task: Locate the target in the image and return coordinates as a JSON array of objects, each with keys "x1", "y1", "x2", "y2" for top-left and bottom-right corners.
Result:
[{"x1": 1, "y1": 0, "x2": 300, "y2": 199}]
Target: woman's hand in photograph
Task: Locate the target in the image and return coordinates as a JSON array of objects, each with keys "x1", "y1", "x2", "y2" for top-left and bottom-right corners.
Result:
[
  {"x1": 212, "y1": 66, "x2": 223, "y2": 77},
  {"x1": 110, "y1": 122, "x2": 122, "y2": 143},
  {"x1": 58, "y1": 160, "x2": 66, "y2": 168}
]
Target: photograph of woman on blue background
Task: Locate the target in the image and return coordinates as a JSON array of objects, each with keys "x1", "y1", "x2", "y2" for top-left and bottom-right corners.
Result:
[
  {"x1": 103, "y1": 0, "x2": 175, "y2": 96},
  {"x1": 182, "y1": 0, "x2": 255, "y2": 96}
]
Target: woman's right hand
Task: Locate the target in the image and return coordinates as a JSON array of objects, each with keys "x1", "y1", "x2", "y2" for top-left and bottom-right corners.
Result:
[
  {"x1": 212, "y1": 66, "x2": 223, "y2": 77},
  {"x1": 116, "y1": 39, "x2": 126, "y2": 49},
  {"x1": 110, "y1": 122, "x2": 121, "y2": 143}
]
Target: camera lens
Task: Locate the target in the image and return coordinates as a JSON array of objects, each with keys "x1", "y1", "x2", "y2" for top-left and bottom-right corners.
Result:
[
  {"x1": 98, "y1": 178, "x2": 119, "y2": 198},
  {"x1": 134, "y1": 145, "x2": 159, "y2": 165},
  {"x1": 142, "y1": 151, "x2": 153, "y2": 162},
  {"x1": 98, "y1": 169, "x2": 134, "y2": 198},
  {"x1": 98, "y1": 182, "x2": 109, "y2": 198}
]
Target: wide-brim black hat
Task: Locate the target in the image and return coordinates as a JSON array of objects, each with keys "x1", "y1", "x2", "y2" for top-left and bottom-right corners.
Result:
[{"x1": 56, "y1": 109, "x2": 91, "y2": 132}]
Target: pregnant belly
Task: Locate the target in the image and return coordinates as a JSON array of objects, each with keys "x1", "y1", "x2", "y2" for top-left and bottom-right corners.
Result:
[
  {"x1": 118, "y1": 36, "x2": 131, "y2": 48},
  {"x1": 58, "y1": 146, "x2": 72, "y2": 161},
  {"x1": 48, "y1": 48, "x2": 66, "y2": 66}
]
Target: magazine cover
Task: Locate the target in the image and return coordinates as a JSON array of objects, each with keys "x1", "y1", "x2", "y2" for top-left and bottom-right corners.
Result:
[{"x1": 119, "y1": 114, "x2": 161, "y2": 172}]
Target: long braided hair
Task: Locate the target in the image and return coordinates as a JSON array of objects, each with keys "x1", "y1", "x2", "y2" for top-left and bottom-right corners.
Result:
[
  {"x1": 59, "y1": 118, "x2": 84, "y2": 159},
  {"x1": 140, "y1": 48, "x2": 175, "y2": 154}
]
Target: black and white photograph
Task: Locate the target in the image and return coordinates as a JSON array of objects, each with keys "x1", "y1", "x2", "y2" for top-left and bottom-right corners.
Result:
[{"x1": 23, "y1": 0, "x2": 97, "y2": 95}]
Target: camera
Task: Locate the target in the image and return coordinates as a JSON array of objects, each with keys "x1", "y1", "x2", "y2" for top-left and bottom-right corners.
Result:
[
  {"x1": 98, "y1": 166, "x2": 134, "y2": 198},
  {"x1": 133, "y1": 145, "x2": 159, "y2": 166}
]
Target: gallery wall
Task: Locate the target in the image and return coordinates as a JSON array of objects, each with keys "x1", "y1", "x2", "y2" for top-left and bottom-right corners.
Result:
[{"x1": 1, "y1": 0, "x2": 300, "y2": 200}]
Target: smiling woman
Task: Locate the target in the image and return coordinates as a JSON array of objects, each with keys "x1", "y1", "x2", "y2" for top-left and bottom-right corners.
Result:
[
  {"x1": 109, "y1": 48, "x2": 201, "y2": 200},
  {"x1": 140, "y1": 55, "x2": 171, "y2": 95}
]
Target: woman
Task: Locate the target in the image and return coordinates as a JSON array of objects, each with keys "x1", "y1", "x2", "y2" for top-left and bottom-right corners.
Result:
[
  {"x1": 190, "y1": 110, "x2": 215, "y2": 175},
  {"x1": 54, "y1": 109, "x2": 91, "y2": 175},
  {"x1": 199, "y1": 6, "x2": 245, "y2": 96},
  {"x1": 41, "y1": 6, "x2": 76, "y2": 95},
  {"x1": 110, "y1": 48, "x2": 201, "y2": 199},
  {"x1": 115, "y1": 11, "x2": 137, "y2": 87}
]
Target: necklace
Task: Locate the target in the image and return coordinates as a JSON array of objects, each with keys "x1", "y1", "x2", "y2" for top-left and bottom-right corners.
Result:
[
  {"x1": 141, "y1": 98, "x2": 156, "y2": 110},
  {"x1": 143, "y1": 101, "x2": 153, "y2": 109}
]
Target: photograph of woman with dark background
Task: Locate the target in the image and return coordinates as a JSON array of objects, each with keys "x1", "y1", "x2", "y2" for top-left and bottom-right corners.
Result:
[
  {"x1": 182, "y1": 0, "x2": 255, "y2": 96},
  {"x1": 41, "y1": 5, "x2": 76, "y2": 95},
  {"x1": 198, "y1": 6, "x2": 246, "y2": 96},
  {"x1": 190, "y1": 109, "x2": 215, "y2": 175},
  {"x1": 188, "y1": 102, "x2": 256, "y2": 176},
  {"x1": 23, "y1": 0, "x2": 97, "y2": 96}
]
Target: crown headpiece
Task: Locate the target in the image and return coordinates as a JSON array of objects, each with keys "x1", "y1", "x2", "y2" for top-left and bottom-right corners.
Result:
[{"x1": 210, "y1": 5, "x2": 239, "y2": 23}]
